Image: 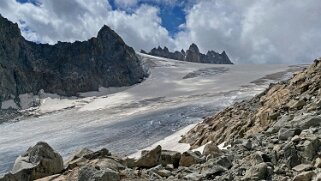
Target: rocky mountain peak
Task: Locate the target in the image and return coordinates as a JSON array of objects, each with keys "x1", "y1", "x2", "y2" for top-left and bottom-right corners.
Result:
[
  {"x1": 143, "y1": 43, "x2": 233, "y2": 64},
  {"x1": 0, "y1": 14, "x2": 21, "y2": 40},
  {"x1": 181, "y1": 49, "x2": 185, "y2": 55},
  {"x1": 188, "y1": 43, "x2": 200, "y2": 53},
  {"x1": 0, "y1": 15, "x2": 147, "y2": 108},
  {"x1": 186, "y1": 43, "x2": 201, "y2": 62},
  {"x1": 96, "y1": 25, "x2": 125, "y2": 44}
]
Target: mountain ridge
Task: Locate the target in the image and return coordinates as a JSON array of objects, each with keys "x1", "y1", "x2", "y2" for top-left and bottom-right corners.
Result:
[
  {"x1": 141, "y1": 43, "x2": 233, "y2": 64},
  {"x1": 0, "y1": 14, "x2": 147, "y2": 108}
]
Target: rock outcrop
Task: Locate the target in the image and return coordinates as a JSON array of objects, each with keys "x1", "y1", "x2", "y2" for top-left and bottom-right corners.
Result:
[
  {"x1": 142, "y1": 43, "x2": 233, "y2": 64},
  {"x1": 0, "y1": 142, "x2": 63, "y2": 181},
  {"x1": 181, "y1": 59, "x2": 321, "y2": 148},
  {"x1": 134, "y1": 145, "x2": 162, "y2": 168},
  {"x1": 0, "y1": 14, "x2": 147, "y2": 109},
  {"x1": 176, "y1": 58, "x2": 321, "y2": 180}
]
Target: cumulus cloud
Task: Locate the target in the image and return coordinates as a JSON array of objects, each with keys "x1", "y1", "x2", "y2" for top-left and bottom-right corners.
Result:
[
  {"x1": 1, "y1": 0, "x2": 321, "y2": 64},
  {"x1": 114, "y1": 0, "x2": 138, "y2": 9},
  {"x1": 175, "y1": 0, "x2": 321, "y2": 64},
  {"x1": 115, "y1": 0, "x2": 180, "y2": 9},
  {"x1": 0, "y1": 0, "x2": 174, "y2": 51}
]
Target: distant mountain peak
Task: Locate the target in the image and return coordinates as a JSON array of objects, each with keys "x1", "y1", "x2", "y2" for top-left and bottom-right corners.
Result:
[
  {"x1": 188, "y1": 43, "x2": 199, "y2": 52},
  {"x1": 142, "y1": 43, "x2": 233, "y2": 64}
]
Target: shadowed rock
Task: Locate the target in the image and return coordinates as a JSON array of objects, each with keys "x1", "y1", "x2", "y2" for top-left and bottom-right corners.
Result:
[
  {"x1": 0, "y1": 14, "x2": 147, "y2": 108},
  {"x1": 135, "y1": 145, "x2": 162, "y2": 168}
]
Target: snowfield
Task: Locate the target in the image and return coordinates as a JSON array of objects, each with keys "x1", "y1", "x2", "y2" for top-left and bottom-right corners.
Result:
[{"x1": 0, "y1": 53, "x2": 299, "y2": 174}]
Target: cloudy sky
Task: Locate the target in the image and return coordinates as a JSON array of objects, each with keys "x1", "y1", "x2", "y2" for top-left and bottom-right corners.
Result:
[{"x1": 1, "y1": 0, "x2": 321, "y2": 64}]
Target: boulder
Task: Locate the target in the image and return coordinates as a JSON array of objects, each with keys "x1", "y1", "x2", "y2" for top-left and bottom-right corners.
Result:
[
  {"x1": 292, "y1": 115, "x2": 321, "y2": 129},
  {"x1": 216, "y1": 156, "x2": 233, "y2": 169},
  {"x1": 283, "y1": 143, "x2": 301, "y2": 168},
  {"x1": 184, "y1": 173, "x2": 203, "y2": 181},
  {"x1": 278, "y1": 128, "x2": 301, "y2": 141},
  {"x1": 70, "y1": 148, "x2": 94, "y2": 161},
  {"x1": 1, "y1": 142, "x2": 64, "y2": 181},
  {"x1": 66, "y1": 148, "x2": 94, "y2": 169},
  {"x1": 155, "y1": 169, "x2": 171, "y2": 178},
  {"x1": 303, "y1": 138, "x2": 321, "y2": 161},
  {"x1": 202, "y1": 143, "x2": 223, "y2": 157},
  {"x1": 292, "y1": 171, "x2": 315, "y2": 181},
  {"x1": 242, "y1": 139, "x2": 253, "y2": 150},
  {"x1": 121, "y1": 158, "x2": 136, "y2": 168},
  {"x1": 94, "y1": 158, "x2": 126, "y2": 171},
  {"x1": 159, "y1": 150, "x2": 181, "y2": 168},
  {"x1": 78, "y1": 165, "x2": 120, "y2": 181},
  {"x1": 65, "y1": 148, "x2": 111, "y2": 170},
  {"x1": 240, "y1": 151, "x2": 265, "y2": 166},
  {"x1": 201, "y1": 165, "x2": 226, "y2": 180},
  {"x1": 179, "y1": 151, "x2": 204, "y2": 167},
  {"x1": 242, "y1": 163, "x2": 271, "y2": 181},
  {"x1": 292, "y1": 164, "x2": 313, "y2": 172},
  {"x1": 205, "y1": 156, "x2": 232, "y2": 169},
  {"x1": 135, "y1": 145, "x2": 162, "y2": 168},
  {"x1": 83, "y1": 148, "x2": 111, "y2": 160}
]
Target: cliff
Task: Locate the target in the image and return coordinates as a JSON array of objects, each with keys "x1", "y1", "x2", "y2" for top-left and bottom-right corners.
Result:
[{"x1": 0, "y1": 15, "x2": 147, "y2": 108}]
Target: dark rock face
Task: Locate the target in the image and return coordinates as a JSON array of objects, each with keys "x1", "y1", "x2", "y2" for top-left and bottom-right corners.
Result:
[
  {"x1": 185, "y1": 43, "x2": 201, "y2": 62},
  {"x1": 0, "y1": 14, "x2": 147, "y2": 106},
  {"x1": 142, "y1": 43, "x2": 233, "y2": 64}
]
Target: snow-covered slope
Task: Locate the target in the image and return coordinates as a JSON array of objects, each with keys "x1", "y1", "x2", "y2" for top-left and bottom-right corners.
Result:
[{"x1": 0, "y1": 53, "x2": 299, "y2": 174}]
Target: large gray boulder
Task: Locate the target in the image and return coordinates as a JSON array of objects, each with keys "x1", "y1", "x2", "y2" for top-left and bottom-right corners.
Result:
[
  {"x1": 202, "y1": 142, "x2": 223, "y2": 157},
  {"x1": 1, "y1": 142, "x2": 63, "y2": 181},
  {"x1": 135, "y1": 145, "x2": 162, "y2": 168},
  {"x1": 292, "y1": 171, "x2": 315, "y2": 181},
  {"x1": 201, "y1": 165, "x2": 226, "y2": 180},
  {"x1": 242, "y1": 163, "x2": 271, "y2": 181},
  {"x1": 278, "y1": 128, "x2": 301, "y2": 141},
  {"x1": 78, "y1": 165, "x2": 120, "y2": 181},
  {"x1": 179, "y1": 151, "x2": 204, "y2": 167},
  {"x1": 303, "y1": 138, "x2": 321, "y2": 161}
]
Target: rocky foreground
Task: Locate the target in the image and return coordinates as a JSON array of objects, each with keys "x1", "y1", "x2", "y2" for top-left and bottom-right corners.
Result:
[{"x1": 2, "y1": 59, "x2": 321, "y2": 180}]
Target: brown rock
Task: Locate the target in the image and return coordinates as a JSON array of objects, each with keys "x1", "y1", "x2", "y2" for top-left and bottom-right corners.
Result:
[
  {"x1": 242, "y1": 163, "x2": 270, "y2": 181},
  {"x1": 202, "y1": 142, "x2": 223, "y2": 157},
  {"x1": 293, "y1": 171, "x2": 315, "y2": 181},
  {"x1": 1, "y1": 142, "x2": 64, "y2": 181},
  {"x1": 292, "y1": 164, "x2": 313, "y2": 172},
  {"x1": 135, "y1": 145, "x2": 162, "y2": 168},
  {"x1": 179, "y1": 151, "x2": 203, "y2": 167}
]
